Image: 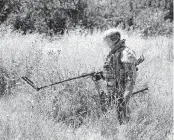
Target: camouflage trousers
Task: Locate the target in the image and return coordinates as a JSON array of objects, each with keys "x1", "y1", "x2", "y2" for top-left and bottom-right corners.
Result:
[{"x1": 99, "y1": 86, "x2": 129, "y2": 125}]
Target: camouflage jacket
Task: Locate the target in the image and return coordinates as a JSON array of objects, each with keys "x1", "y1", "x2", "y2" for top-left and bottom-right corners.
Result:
[{"x1": 103, "y1": 40, "x2": 137, "y2": 94}]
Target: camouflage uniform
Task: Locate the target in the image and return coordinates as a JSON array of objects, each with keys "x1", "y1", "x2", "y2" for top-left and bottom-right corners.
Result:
[{"x1": 96, "y1": 29, "x2": 137, "y2": 124}]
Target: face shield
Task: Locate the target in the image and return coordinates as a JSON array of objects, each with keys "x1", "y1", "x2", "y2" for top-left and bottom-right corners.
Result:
[
  {"x1": 105, "y1": 33, "x2": 120, "y2": 49},
  {"x1": 110, "y1": 33, "x2": 120, "y2": 42}
]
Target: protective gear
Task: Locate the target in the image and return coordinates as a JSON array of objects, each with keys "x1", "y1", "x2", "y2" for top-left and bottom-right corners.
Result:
[
  {"x1": 103, "y1": 39, "x2": 126, "y2": 81},
  {"x1": 98, "y1": 30, "x2": 137, "y2": 124},
  {"x1": 109, "y1": 32, "x2": 121, "y2": 42},
  {"x1": 103, "y1": 29, "x2": 121, "y2": 42},
  {"x1": 103, "y1": 29, "x2": 121, "y2": 49}
]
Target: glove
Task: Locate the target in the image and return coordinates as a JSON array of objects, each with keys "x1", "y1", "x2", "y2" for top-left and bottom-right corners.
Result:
[
  {"x1": 123, "y1": 91, "x2": 131, "y2": 102},
  {"x1": 92, "y1": 71, "x2": 105, "y2": 81}
]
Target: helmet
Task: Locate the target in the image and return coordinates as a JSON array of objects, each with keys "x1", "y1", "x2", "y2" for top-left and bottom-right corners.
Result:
[{"x1": 103, "y1": 29, "x2": 121, "y2": 43}]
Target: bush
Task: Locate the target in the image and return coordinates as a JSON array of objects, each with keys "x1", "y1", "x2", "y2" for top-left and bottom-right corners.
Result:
[
  {"x1": 134, "y1": 8, "x2": 173, "y2": 36},
  {"x1": 1, "y1": 0, "x2": 173, "y2": 36},
  {"x1": 5, "y1": 0, "x2": 88, "y2": 35}
]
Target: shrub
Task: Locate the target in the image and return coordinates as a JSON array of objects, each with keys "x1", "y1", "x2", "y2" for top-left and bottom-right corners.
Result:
[
  {"x1": 1, "y1": 0, "x2": 173, "y2": 36},
  {"x1": 5, "y1": 0, "x2": 88, "y2": 35},
  {"x1": 134, "y1": 8, "x2": 173, "y2": 36}
]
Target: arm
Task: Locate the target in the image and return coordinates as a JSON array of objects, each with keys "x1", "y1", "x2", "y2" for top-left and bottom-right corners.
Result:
[
  {"x1": 121, "y1": 48, "x2": 137, "y2": 100},
  {"x1": 123, "y1": 63, "x2": 137, "y2": 96}
]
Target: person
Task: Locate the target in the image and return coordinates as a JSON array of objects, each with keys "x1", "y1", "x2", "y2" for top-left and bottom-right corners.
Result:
[{"x1": 93, "y1": 29, "x2": 137, "y2": 125}]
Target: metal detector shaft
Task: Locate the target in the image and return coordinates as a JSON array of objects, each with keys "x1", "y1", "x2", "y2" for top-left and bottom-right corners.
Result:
[
  {"x1": 36, "y1": 72, "x2": 96, "y2": 91},
  {"x1": 132, "y1": 87, "x2": 148, "y2": 95}
]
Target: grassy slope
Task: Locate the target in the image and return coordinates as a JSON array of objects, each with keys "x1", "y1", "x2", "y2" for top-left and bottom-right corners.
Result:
[{"x1": 0, "y1": 27, "x2": 173, "y2": 140}]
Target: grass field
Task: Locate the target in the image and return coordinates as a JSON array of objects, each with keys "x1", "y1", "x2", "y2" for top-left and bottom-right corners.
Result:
[{"x1": 0, "y1": 27, "x2": 173, "y2": 140}]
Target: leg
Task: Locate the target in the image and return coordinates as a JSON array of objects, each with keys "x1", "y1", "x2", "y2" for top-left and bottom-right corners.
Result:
[
  {"x1": 123, "y1": 92, "x2": 132, "y2": 122},
  {"x1": 117, "y1": 97, "x2": 125, "y2": 125},
  {"x1": 99, "y1": 91, "x2": 107, "y2": 113}
]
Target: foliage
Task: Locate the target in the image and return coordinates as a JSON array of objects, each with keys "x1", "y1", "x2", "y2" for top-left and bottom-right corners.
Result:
[
  {"x1": 134, "y1": 8, "x2": 173, "y2": 36},
  {"x1": 0, "y1": 0, "x2": 173, "y2": 36},
  {"x1": 2, "y1": 0, "x2": 88, "y2": 35}
]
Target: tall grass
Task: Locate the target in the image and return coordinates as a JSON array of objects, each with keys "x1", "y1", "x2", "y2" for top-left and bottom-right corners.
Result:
[{"x1": 0, "y1": 27, "x2": 173, "y2": 140}]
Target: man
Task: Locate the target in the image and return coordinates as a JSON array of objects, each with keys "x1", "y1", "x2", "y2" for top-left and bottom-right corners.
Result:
[{"x1": 94, "y1": 29, "x2": 137, "y2": 125}]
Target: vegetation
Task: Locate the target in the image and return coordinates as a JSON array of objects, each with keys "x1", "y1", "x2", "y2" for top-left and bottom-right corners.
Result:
[
  {"x1": 0, "y1": 0, "x2": 173, "y2": 36},
  {"x1": 0, "y1": 27, "x2": 173, "y2": 139},
  {"x1": 0, "y1": 0, "x2": 173, "y2": 139}
]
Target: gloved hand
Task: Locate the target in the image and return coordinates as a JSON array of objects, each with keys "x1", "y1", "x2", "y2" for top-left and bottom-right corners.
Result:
[
  {"x1": 92, "y1": 71, "x2": 105, "y2": 81},
  {"x1": 123, "y1": 90, "x2": 132, "y2": 102}
]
